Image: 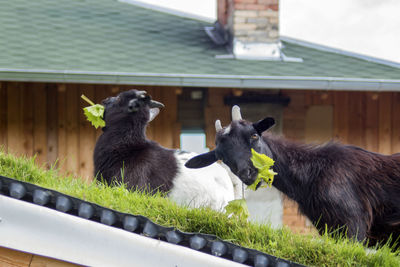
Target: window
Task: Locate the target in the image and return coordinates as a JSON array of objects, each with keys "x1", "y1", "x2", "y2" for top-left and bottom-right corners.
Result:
[{"x1": 180, "y1": 131, "x2": 209, "y2": 153}]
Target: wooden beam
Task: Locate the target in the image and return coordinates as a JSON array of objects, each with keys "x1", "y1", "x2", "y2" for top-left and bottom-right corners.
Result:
[
  {"x1": 33, "y1": 83, "x2": 48, "y2": 166},
  {"x1": 0, "y1": 82, "x2": 8, "y2": 151},
  {"x1": 378, "y1": 92, "x2": 392, "y2": 154},
  {"x1": 30, "y1": 254, "x2": 79, "y2": 267},
  {"x1": 78, "y1": 84, "x2": 96, "y2": 181},
  {"x1": 391, "y1": 92, "x2": 400, "y2": 154},
  {"x1": 57, "y1": 84, "x2": 67, "y2": 174},
  {"x1": 7, "y1": 82, "x2": 23, "y2": 156},
  {"x1": 21, "y1": 83, "x2": 34, "y2": 158},
  {"x1": 47, "y1": 84, "x2": 59, "y2": 168},
  {"x1": 365, "y1": 92, "x2": 379, "y2": 152},
  {"x1": 333, "y1": 91, "x2": 349, "y2": 144},
  {"x1": 65, "y1": 85, "x2": 79, "y2": 176},
  {"x1": 0, "y1": 246, "x2": 32, "y2": 267},
  {"x1": 347, "y1": 92, "x2": 365, "y2": 147}
]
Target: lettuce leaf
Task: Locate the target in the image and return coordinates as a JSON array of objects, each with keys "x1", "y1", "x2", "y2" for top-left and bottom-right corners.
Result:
[
  {"x1": 225, "y1": 199, "x2": 249, "y2": 220},
  {"x1": 81, "y1": 94, "x2": 105, "y2": 129},
  {"x1": 247, "y1": 148, "x2": 277, "y2": 191},
  {"x1": 83, "y1": 104, "x2": 105, "y2": 129}
]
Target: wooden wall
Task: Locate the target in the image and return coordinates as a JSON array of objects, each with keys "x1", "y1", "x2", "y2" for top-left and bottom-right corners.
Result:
[
  {"x1": 0, "y1": 82, "x2": 180, "y2": 181},
  {"x1": 203, "y1": 88, "x2": 400, "y2": 232},
  {"x1": 2, "y1": 82, "x2": 399, "y2": 233},
  {"x1": 0, "y1": 246, "x2": 79, "y2": 267},
  {"x1": 282, "y1": 90, "x2": 400, "y2": 154},
  {"x1": 281, "y1": 89, "x2": 400, "y2": 232}
]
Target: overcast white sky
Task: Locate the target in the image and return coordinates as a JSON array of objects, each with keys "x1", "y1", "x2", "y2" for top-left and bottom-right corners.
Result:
[{"x1": 136, "y1": 0, "x2": 400, "y2": 63}]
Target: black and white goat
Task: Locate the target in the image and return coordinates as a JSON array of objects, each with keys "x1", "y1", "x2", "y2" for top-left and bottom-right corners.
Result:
[
  {"x1": 93, "y1": 89, "x2": 237, "y2": 211},
  {"x1": 186, "y1": 105, "x2": 400, "y2": 247}
]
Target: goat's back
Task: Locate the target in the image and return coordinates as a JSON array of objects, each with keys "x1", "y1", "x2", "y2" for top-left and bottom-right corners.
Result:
[{"x1": 94, "y1": 136, "x2": 177, "y2": 193}]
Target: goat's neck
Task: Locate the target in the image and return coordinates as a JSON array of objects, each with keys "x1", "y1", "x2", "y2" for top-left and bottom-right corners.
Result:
[
  {"x1": 106, "y1": 122, "x2": 148, "y2": 146},
  {"x1": 264, "y1": 136, "x2": 318, "y2": 203}
]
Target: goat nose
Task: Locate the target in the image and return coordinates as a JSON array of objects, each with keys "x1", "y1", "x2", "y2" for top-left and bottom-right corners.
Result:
[{"x1": 237, "y1": 168, "x2": 250, "y2": 178}]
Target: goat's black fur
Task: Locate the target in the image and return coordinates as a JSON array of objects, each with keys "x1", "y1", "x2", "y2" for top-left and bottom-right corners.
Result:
[
  {"x1": 186, "y1": 118, "x2": 400, "y2": 248},
  {"x1": 94, "y1": 89, "x2": 177, "y2": 193}
]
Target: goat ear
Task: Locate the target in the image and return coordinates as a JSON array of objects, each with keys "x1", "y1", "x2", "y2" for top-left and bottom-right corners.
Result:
[
  {"x1": 185, "y1": 151, "x2": 217, "y2": 168},
  {"x1": 253, "y1": 117, "x2": 275, "y2": 135}
]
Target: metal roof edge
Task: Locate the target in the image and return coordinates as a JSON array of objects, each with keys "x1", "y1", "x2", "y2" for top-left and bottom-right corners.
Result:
[
  {"x1": 0, "y1": 194, "x2": 244, "y2": 267},
  {"x1": 280, "y1": 36, "x2": 400, "y2": 69},
  {"x1": 118, "y1": 0, "x2": 215, "y2": 23},
  {"x1": 1, "y1": 69, "x2": 400, "y2": 91}
]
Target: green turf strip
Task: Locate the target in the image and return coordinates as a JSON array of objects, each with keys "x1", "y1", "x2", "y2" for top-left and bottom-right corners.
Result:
[{"x1": 0, "y1": 150, "x2": 398, "y2": 266}]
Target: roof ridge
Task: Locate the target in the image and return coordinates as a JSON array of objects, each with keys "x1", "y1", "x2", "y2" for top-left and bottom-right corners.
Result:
[
  {"x1": 118, "y1": 0, "x2": 215, "y2": 23},
  {"x1": 281, "y1": 36, "x2": 400, "y2": 69}
]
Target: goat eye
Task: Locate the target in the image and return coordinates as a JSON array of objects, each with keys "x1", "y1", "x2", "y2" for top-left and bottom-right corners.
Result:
[{"x1": 251, "y1": 133, "x2": 259, "y2": 140}]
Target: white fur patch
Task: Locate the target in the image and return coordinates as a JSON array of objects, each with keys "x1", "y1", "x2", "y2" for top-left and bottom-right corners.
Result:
[
  {"x1": 148, "y1": 108, "x2": 160, "y2": 122},
  {"x1": 169, "y1": 152, "x2": 283, "y2": 228},
  {"x1": 168, "y1": 152, "x2": 235, "y2": 211}
]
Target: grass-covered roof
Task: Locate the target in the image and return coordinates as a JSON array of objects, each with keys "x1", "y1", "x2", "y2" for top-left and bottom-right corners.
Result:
[{"x1": 0, "y1": 151, "x2": 399, "y2": 266}]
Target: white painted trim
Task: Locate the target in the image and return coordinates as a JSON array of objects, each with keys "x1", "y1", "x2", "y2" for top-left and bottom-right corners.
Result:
[
  {"x1": 0, "y1": 195, "x2": 245, "y2": 267},
  {"x1": 118, "y1": 0, "x2": 214, "y2": 23},
  {"x1": 281, "y1": 36, "x2": 400, "y2": 69},
  {"x1": 1, "y1": 68, "x2": 399, "y2": 90}
]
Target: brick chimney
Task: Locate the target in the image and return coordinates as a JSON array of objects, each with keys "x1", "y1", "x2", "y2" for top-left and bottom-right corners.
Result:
[{"x1": 217, "y1": 0, "x2": 281, "y2": 60}]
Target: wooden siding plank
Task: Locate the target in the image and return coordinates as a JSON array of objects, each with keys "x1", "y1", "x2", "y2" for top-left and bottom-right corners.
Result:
[
  {"x1": 333, "y1": 91, "x2": 349, "y2": 144},
  {"x1": 205, "y1": 88, "x2": 231, "y2": 150},
  {"x1": 391, "y1": 92, "x2": 400, "y2": 154},
  {"x1": 0, "y1": 246, "x2": 32, "y2": 267},
  {"x1": 65, "y1": 85, "x2": 80, "y2": 176},
  {"x1": 305, "y1": 106, "x2": 333, "y2": 144},
  {"x1": 153, "y1": 87, "x2": 164, "y2": 146},
  {"x1": 57, "y1": 84, "x2": 67, "y2": 174},
  {"x1": 47, "y1": 84, "x2": 58, "y2": 168},
  {"x1": 78, "y1": 85, "x2": 96, "y2": 181},
  {"x1": 160, "y1": 87, "x2": 178, "y2": 148},
  {"x1": 21, "y1": 84, "x2": 34, "y2": 158},
  {"x1": 170, "y1": 87, "x2": 181, "y2": 149},
  {"x1": 0, "y1": 82, "x2": 8, "y2": 151},
  {"x1": 365, "y1": 92, "x2": 379, "y2": 152},
  {"x1": 30, "y1": 255, "x2": 79, "y2": 267},
  {"x1": 312, "y1": 91, "x2": 332, "y2": 106},
  {"x1": 94, "y1": 85, "x2": 110, "y2": 141},
  {"x1": 147, "y1": 87, "x2": 156, "y2": 142},
  {"x1": 145, "y1": 87, "x2": 155, "y2": 141},
  {"x1": 347, "y1": 92, "x2": 364, "y2": 147},
  {"x1": 378, "y1": 92, "x2": 392, "y2": 154},
  {"x1": 7, "y1": 82, "x2": 23, "y2": 156},
  {"x1": 33, "y1": 83, "x2": 48, "y2": 166},
  {"x1": 282, "y1": 90, "x2": 306, "y2": 142}
]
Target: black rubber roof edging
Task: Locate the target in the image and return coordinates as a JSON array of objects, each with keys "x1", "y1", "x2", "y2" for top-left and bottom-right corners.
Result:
[{"x1": 0, "y1": 175, "x2": 305, "y2": 267}]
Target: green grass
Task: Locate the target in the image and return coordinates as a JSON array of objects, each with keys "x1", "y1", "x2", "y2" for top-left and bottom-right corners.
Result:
[{"x1": 0, "y1": 151, "x2": 399, "y2": 266}]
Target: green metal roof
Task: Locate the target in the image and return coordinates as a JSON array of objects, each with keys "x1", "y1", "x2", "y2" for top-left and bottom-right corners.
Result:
[{"x1": 1, "y1": 0, "x2": 399, "y2": 90}]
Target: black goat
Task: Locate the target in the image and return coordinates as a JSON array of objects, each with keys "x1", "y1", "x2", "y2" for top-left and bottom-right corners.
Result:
[
  {"x1": 93, "y1": 89, "x2": 236, "y2": 210},
  {"x1": 186, "y1": 106, "x2": 400, "y2": 247}
]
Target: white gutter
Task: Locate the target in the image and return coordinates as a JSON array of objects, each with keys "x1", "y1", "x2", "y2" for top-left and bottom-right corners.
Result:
[
  {"x1": 0, "y1": 195, "x2": 245, "y2": 267},
  {"x1": 1, "y1": 68, "x2": 400, "y2": 91}
]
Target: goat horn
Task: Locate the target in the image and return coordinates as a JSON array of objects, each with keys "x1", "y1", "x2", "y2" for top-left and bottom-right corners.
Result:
[
  {"x1": 215, "y1": 119, "x2": 222, "y2": 132},
  {"x1": 232, "y1": 105, "x2": 242, "y2": 121}
]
